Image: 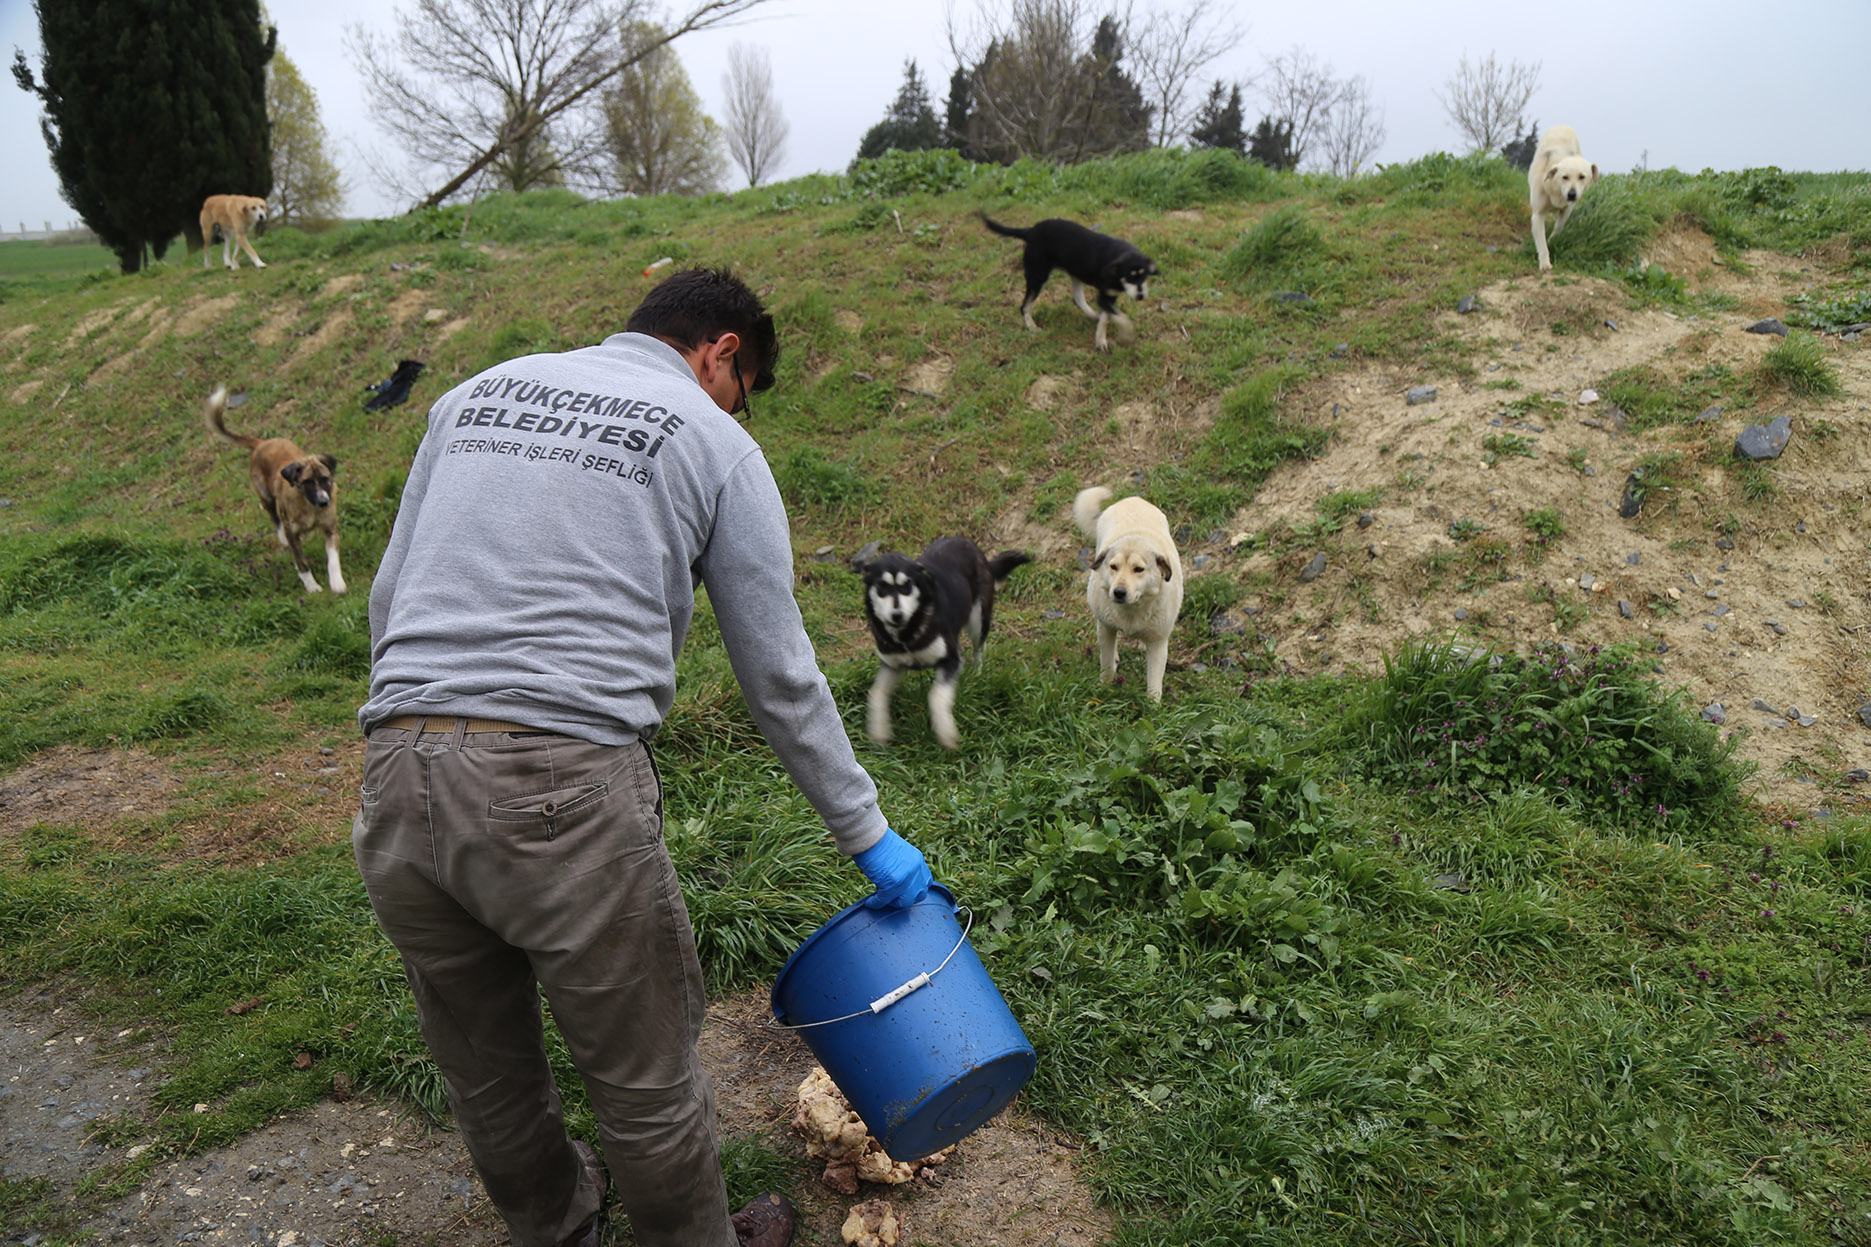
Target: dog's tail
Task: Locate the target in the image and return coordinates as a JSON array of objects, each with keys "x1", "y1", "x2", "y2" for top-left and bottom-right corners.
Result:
[
  {"x1": 1072, "y1": 486, "x2": 1114, "y2": 538},
  {"x1": 987, "y1": 550, "x2": 1032, "y2": 587},
  {"x1": 978, "y1": 211, "x2": 1030, "y2": 241},
  {"x1": 202, "y1": 386, "x2": 257, "y2": 450}
]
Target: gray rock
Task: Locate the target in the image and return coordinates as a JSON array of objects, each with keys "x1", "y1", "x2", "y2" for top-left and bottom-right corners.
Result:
[
  {"x1": 1191, "y1": 553, "x2": 1211, "y2": 571},
  {"x1": 1751, "y1": 699, "x2": 1779, "y2": 713},
  {"x1": 1765, "y1": 718, "x2": 1789, "y2": 729},
  {"x1": 1299, "y1": 552, "x2": 1328, "y2": 582},
  {"x1": 1357, "y1": 512, "x2": 1374, "y2": 528},
  {"x1": 1275, "y1": 291, "x2": 1312, "y2": 304},
  {"x1": 1604, "y1": 318, "x2": 1619, "y2": 331},
  {"x1": 849, "y1": 540, "x2": 882, "y2": 568},
  {"x1": 1713, "y1": 605, "x2": 1731, "y2": 616},
  {"x1": 1043, "y1": 609, "x2": 1064, "y2": 619},
  {"x1": 1734, "y1": 415, "x2": 1792, "y2": 461},
  {"x1": 1618, "y1": 473, "x2": 1643, "y2": 518},
  {"x1": 1861, "y1": 703, "x2": 1871, "y2": 728},
  {"x1": 1457, "y1": 295, "x2": 1479, "y2": 314},
  {"x1": 1715, "y1": 537, "x2": 1734, "y2": 550},
  {"x1": 1787, "y1": 599, "x2": 1806, "y2": 608},
  {"x1": 1767, "y1": 621, "x2": 1787, "y2": 636},
  {"x1": 1618, "y1": 600, "x2": 1634, "y2": 618},
  {"x1": 1845, "y1": 769, "x2": 1869, "y2": 784},
  {"x1": 1209, "y1": 613, "x2": 1245, "y2": 636},
  {"x1": 1626, "y1": 552, "x2": 1640, "y2": 565},
  {"x1": 1704, "y1": 622, "x2": 1719, "y2": 632},
  {"x1": 1744, "y1": 318, "x2": 1789, "y2": 336},
  {"x1": 1798, "y1": 716, "x2": 1817, "y2": 728},
  {"x1": 1579, "y1": 573, "x2": 1595, "y2": 590},
  {"x1": 1329, "y1": 343, "x2": 1349, "y2": 358},
  {"x1": 1695, "y1": 404, "x2": 1724, "y2": 423},
  {"x1": 1787, "y1": 705, "x2": 1803, "y2": 720},
  {"x1": 1453, "y1": 609, "x2": 1468, "y2": 621},
  {"x1": 1705, "y1": 590, "x2": 1720, "y2": 599},
  {"x1": 1406, "y1": 385, "x2": 1438, "y2": 406},
  {"x1": 1701, "y1": 703, "x2": 1726, "y2": 725}
]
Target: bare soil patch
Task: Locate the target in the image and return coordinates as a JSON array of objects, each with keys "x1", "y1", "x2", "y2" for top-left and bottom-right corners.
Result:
[
  {"x1": 174, "y1": 295, "x2": 242, "y2": 339},
  {"x1": 1214, "y1": 243, "x2": 1870, "y2": 811},
  {"x1": 4, "y1": 989, "x2": 1109, "y2": 1247}
]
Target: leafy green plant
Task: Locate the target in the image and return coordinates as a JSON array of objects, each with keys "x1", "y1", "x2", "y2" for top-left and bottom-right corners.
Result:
[
  {"x1": 1786, "y1": 284, "x2": 1871, "y2": 333},
  {"x1": 1522, "y1": 507, "x2": 1567, "y2": 544},
  {"x1": 1758, "y1": 332, "x2": 1844, "y2": 397},
  {"x1": 1481, "y1": 433, "x2": 1537, "y2": 465},
  {"x1": 847, "y1": 148, "x2": 977, "y2": 197},
  {"x1": 1447, "y1": 518, "x2": 1487, "y2": 542}
]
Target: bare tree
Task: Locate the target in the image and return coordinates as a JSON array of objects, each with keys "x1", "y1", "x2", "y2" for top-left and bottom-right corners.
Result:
[
  {"x1": 1317, "y1": 74, "x2": 1384, "y2": 177},
  {"x1": 1436, "y1": 51, "x2": 1541, "y2": 153},
  {"x1": 1127, "y1": 0, "x2": 1246, "y2": 148},
  {"x1": 1255, "y1": 46, "x2": 1344, "y2": 171},
  {"x1": 344, "y1": 0, "x2": 767, "y2": 209},
  {"x1": 720, "y1": 41, "x2": 788, "y2": 187},
  {"x1": 945, "y1": 0, "x2": 1151, "y2": 164}
]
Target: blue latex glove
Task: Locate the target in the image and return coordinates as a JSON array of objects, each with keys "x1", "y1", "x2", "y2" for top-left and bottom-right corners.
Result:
[{"x1": 852, "y1": 828, "x2": 933, "y2": 909}]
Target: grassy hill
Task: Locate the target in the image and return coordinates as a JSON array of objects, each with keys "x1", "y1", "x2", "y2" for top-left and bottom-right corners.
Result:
[{"x1": 2, "y1": 149, "x2": 1870, "y2": 1244}]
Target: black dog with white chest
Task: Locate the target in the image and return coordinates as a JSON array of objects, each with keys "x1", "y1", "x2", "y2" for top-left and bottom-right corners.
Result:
[
  {"x1": 862, "y1": 537, "x2": 1031, "y2": 751},
  {"x1": 980, "y1": 212, "x2": 1158, "y2": 353}
]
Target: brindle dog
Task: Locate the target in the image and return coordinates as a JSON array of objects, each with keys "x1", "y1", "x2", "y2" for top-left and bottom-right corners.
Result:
[{"x1": 203, "y1": 386, "x2": 346, "y2": 593}]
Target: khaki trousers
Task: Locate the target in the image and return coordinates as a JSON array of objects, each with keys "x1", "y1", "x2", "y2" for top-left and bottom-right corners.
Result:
[{"x1": 353, "y1": 720, "x2": 735, "y2": 1247}]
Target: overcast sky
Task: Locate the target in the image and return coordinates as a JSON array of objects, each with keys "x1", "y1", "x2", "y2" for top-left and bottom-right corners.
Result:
[{"x1": 3, "y1": 0, "x2": 1866, "y2": 230}]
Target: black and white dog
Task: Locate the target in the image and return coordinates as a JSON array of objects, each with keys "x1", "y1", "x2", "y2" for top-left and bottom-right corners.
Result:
[
  {"x1": 980, "y1": 213, "x2": 1158, "y2": 353},
  {"x1": 862, "y1": 538, "x2": 1032, "y2": 751}
]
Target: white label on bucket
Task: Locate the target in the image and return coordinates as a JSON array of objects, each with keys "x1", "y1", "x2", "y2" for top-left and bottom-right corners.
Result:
[{"x1": 870, "y1": 972, "x2": 931, "y2": 1014}]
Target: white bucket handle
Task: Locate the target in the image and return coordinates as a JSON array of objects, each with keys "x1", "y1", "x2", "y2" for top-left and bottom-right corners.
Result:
[{"x1": 769, "y1": 905, "x2": 974, "y2": 1031}]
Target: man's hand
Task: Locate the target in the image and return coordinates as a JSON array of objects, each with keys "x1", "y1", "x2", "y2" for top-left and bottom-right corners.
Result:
[{"x1": 852, "y1": 828, "x2": 934, "y2": 909}]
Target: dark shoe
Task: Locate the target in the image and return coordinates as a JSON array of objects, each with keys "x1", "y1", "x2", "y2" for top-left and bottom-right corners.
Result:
[
  {"x1": 560, "y1": 1141, "x2": 607, "y2": 1247},
  {"x1": 731, "y1": 1191, "x2": 796, "y2": 1247}
]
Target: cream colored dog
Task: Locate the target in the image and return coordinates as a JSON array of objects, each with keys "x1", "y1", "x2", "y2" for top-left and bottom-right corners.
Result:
[
  {"x1": 1528, "y1": 126, "x2": 1599, "y2": 273},
  {"x1": 1074, "y1": 486, "x2": 1182, "y2": 701},
  {"x1": 200, "y1": 194, "x2": 269, "y2": 270}
]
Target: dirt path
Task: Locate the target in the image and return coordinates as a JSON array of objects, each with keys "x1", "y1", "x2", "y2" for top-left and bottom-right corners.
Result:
[{"x1": 3, "y1": 990, "x2": 1110, "y2": 1247}]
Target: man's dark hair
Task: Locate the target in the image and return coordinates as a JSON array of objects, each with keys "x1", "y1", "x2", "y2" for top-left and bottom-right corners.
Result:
[{"x1": 626, "y1": 266, "x2": 779, "y2": 393}]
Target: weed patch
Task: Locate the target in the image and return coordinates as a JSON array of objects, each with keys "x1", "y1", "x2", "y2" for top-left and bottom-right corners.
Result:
[
  {"x1": 1352, "y1": 639, "x2": 1753, "y2": 829},
  {"x1": 1758, "y1": 332, "x2": 1844, "y2": 397}
]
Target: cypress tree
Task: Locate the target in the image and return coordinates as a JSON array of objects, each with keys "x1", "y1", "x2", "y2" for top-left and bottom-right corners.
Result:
[{"x1": 13, "y1": 0, "x2": 276, "y2": 273}]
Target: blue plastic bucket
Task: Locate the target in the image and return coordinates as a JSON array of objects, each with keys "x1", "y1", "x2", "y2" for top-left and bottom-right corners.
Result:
[{"x1": 770, "y1": 884, "x2": 1036, "y2": 1161}]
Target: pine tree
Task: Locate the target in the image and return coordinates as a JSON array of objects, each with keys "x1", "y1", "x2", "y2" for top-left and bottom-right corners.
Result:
[
  {"x1": 267, "y1": 50, "x2": 342, "y2": 226},
  {"x1": 1070, "y1": 15, "x2": 1150, "y2": 159},
  {"x1": 1247, "y1": 116, "x2": 1298, "y2": 171},
  {"x1": 944, "y1": 66, "x2": 974, "y2": 155},
  {"x1": 853, "y1": 59, "x2": 943, "y2": 164},
  {"x1": 1188, "y1": 80, "x2": 1245, "y2": 154},
  {"x1": 13, "y1": 0, "x2": 275, "y2": 273}
]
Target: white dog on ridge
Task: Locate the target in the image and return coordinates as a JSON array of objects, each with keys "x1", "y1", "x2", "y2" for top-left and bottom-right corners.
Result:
[{"x1": 1528, "y1": 125, "x2": 1599, "y2": 273}]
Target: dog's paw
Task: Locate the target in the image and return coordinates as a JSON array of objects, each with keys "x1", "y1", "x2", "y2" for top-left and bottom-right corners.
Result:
[{"x1": 255, "y1": 260, "x2": 267, "y2": 268}]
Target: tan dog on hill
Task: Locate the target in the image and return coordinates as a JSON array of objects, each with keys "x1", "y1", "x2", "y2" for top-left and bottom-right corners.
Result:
[
  {"x1": 200, "y1": 194, "x2": 269, "y2": 270},
  {"x1": 204, "y1": 387, "x2": 345, "y2": 594},
  {"x1": 1074, "y1": 486, "x2": 1183, "y2": 701},
  {"x1": 1528, "y1": 126, "x2": 1599, "y2": 273}
]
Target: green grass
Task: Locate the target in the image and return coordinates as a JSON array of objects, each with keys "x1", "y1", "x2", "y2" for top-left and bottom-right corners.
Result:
[
  {"x1": 1759, "y1": 332, "x2": 1845, "y2": 398},
  {"x1": 0, "y1": 238, "x2": 119, "y2": 283},
  {"x1": 3, "y1": 152, "x2": 1871, "y2": 1246}
]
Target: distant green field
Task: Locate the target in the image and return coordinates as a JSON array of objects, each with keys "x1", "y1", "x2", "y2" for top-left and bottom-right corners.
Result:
[{"x1": 0, "y1": 239, "x2": 117, "y2": 278}]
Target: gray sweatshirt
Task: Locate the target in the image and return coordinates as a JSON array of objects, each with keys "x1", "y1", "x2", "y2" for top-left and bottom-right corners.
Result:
[{"x1": 359, "y1": 332, "x2": 888, "y2": 855}]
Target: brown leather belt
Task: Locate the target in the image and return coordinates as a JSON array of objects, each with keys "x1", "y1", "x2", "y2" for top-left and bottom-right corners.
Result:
[{"x1": 379, "y1": 715, "x2": 540, "y2": 734}]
